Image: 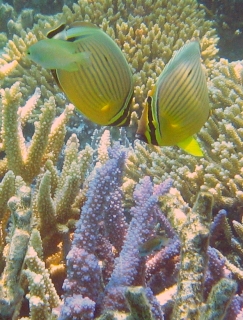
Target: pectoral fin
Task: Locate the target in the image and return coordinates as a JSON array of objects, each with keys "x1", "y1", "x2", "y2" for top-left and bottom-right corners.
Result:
[
  {"x1": 65, "y1": 52, "x2": 91, "y2": 71},
  {"x1": 75, "y1": 51, "x2": 91, "y2": 66}
]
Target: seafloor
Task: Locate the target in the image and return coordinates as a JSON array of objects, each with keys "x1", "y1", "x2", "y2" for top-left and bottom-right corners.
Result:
[{"x1": 0, "y1": 0, "x2": 243, "y2": 319}]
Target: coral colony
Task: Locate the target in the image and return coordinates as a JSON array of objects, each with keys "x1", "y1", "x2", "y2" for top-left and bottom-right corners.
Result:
[{"x1": 0, "y1": 0, "x2": 243, "y2": 319}]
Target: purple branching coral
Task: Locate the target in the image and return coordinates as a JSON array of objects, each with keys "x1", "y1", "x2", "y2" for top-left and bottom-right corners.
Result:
[
  {"x1": 58, "y1": 145, "x2": 243, "y2": 320},
  {"x1": 204, "y1": 246, "x2": 226, "y2": 298},
  {"x1": 60, "y1": 144, "x2": 127, "y2": 319},
  {"x1": 59, "y1": 143, "x2": 173, "y2": 319},
  {"x1": 58, "y1": 142, "x2": 243, "y2": 319},
  {"x1": 102, "y1": 176, "x2": 173, "y2": 318},
  {"x1": 210, "y1": 209, "x2": 232, "y2": 246}
]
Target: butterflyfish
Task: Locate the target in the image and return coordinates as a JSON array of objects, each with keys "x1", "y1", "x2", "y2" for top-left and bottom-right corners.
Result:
[
  {"x1": 136, "y1": 40, "x2": 210, "y2": 156},
  {"x1": 139, "y1": 235, "x2": 171, "y2": 257},
  {"x1": 27, "y1": 21, "x2": 134, "y2": 127}
]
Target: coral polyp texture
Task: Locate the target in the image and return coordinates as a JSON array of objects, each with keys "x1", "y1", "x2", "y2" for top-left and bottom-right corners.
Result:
[{"x1": 0, "y1": 0, "x2": 243, "y2": 319}]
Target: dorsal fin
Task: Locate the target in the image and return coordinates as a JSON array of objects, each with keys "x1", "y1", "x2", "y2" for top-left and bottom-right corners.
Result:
[
  {"x1": 46, "y1": 16, "x2": 67, "y2": 38},
  {"x1": 69, "y1": 21, "x2": 99, "y2": 29}
]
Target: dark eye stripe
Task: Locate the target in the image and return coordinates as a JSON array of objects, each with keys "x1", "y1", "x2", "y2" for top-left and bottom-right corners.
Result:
[
  {"x1": 147, "y1": 96, "x2": 158, "y2": 145},
  {"x1": 47, "y1": 23, "x2": 66, "y2": 39},
  {"x1": 137, "y1": 40, "x2": 210, "y2": 149}
]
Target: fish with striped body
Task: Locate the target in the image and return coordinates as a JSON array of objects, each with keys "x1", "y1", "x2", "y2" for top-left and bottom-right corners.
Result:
[
  {"x1": 136, "y1": 40, "x2": 210, "y2": 156},
  {"x1": 27, "y1": 22, "x2": 134, "y2": 126}
]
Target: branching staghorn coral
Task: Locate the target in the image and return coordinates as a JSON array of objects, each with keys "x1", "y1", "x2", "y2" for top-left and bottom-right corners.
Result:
[
  {"x1": 0, "y1": 184, "x2": 32, "y2": 319},
  {"x1": 172, "y1": 192, "x2": 213, "y2": 319},
  {"x1": 0, "y1": 101, "x2": 93, "y2": 318},
  {"x1": 59, "y1": 143, "x2": 173, "y2": 319},
  {"x1": 1, "y1": 0, "x2": 243, "y2": 319},
  {"x1": 102, "y1": 177, "x2": 172, "y2": 319},
  {"x1": 0, "y1": 81, "x2": 74, "y2": 182},
  {"x1": 23, "y1": 229, "x2": 60, "y2": 320},
  {"x1": 60, "y1": 144, "x2": 127, "y2": 319},
  {"x1": 31, "y1": 133, "x2": 93, "y2": 275},
  {"x1": 0, "y1": 136, "x2": 242, "y2": 319},
  {"x1": 0, "y1": 170, "x2": 15, "y2": 270},
  {"x1": 58, "y1": 156, "x2": 241, "y2": 320},
  {"x1": 0, "y1": 135, "x2": 94, "y2": 319}
]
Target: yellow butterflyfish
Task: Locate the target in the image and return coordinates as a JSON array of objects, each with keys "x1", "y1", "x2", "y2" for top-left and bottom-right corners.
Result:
[
  {"x1": 136, "y1": 40, "x2": 210, "y2": 156},
  {"x1": 27, "y1": 21, "x2": 134, "y2": 126}
]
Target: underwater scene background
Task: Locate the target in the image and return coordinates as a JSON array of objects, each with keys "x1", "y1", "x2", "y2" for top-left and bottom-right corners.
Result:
[{"x1": 0, "y1": 0, "x2": 243, "y2": 319}]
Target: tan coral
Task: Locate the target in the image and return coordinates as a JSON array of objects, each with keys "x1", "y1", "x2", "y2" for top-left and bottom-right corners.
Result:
[
  {"x1": 32, "y1": 133, "x2": 93, "y2": 258},
  {"x1": 0, "y1": 82, "x2": 74, "y2": 183},
  {"x1": 0, "y1": 170, "x2": 15, "y2": 272},
  {"x1": 172, "y1": 192, "x2": 213, "y2": 319},
  {"x1": 0, "y1": 60, "x2": 18, "y2": 80},
  {"x1": 24, "y1": 229, "x2": 60, "y2": 320},
  {"x1": 0, "y1": 185, "x2": 32, "y2": 319},
  {"x1": 0, "y1": 132, "x2": 94, "y2": 318},
  {"x1": 200, "y1": 278, "x2": 237, "y2": 320},
  {"x1": 97, "y1": 130, "x2": 111, "y2": 165}
]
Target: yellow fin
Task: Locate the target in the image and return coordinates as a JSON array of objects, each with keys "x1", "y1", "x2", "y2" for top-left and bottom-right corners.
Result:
[{"x1": 177, "y1": 136, "x2": 203, "y2": 157}]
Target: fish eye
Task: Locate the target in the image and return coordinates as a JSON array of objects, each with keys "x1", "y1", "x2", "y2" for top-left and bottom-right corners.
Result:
[{"x1": 27, "y1": 51, "x2": 30, "y2": 55}]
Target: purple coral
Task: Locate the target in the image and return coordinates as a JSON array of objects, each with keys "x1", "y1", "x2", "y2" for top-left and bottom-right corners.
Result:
[
  {"x1": 104, "y1": 187, "x2": 128, "y2": 253},
  {"x1": 59, "y1": 295, "x2": 95, "y2": 320},
  {"x1": 73, "y1": 145, "x2": 126, "y2": 254},
  {"x1": 145, "y1": 238, "x2": 181, "y2": 282},
  {"x1": 60, "y1": 143, "x2": 173, "y2": 319},
  {"x1": 210, "y1": 209, "x2": 229, "y2": 245},
  {"x1": 60, "y1": 145, "x2": 126, "y2": 319},
  {"x1": 103, "y1": 176, "x2": 173, "y2": 318}
]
